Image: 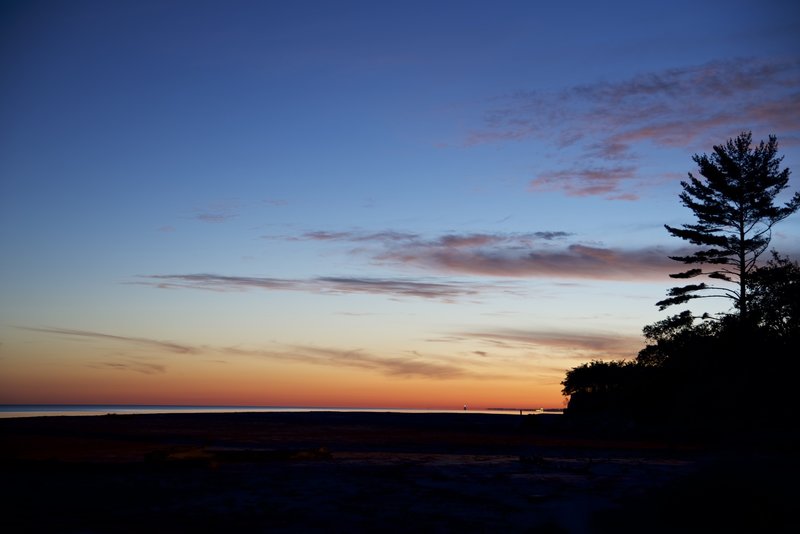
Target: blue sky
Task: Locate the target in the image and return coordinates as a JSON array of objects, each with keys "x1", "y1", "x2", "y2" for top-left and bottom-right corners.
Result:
[{"x1": 1, "y1": 0, "x2": 799, "y2": 407}]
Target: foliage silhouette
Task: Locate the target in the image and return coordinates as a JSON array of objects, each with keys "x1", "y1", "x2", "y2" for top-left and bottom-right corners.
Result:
[
  {"x1": 562, "y1": 133, "x2": 800, "y2": 434},
  {"x1": 658, "y1": 131, "x2": 799, "y2": 322},
  {"x1": 748, "y1": 251, "x2": 800, "y2": 341}
]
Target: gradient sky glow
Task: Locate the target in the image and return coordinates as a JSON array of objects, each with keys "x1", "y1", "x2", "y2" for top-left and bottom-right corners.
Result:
[{"x1": 2, "y1": 0, "x2": 799, "y2": 409}]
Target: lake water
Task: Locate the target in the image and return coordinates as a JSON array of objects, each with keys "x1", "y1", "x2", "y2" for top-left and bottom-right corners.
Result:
[{"x1": 0, "y1": 404, "x2": 563, "y2": 419}]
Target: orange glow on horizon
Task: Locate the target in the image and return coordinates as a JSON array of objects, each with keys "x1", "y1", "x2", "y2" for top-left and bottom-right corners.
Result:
[
  {"x1": 0, "y1": 365, "x2": 566, "y2": 410},
  {"x1": 0, "y1": 331, "x2": 570, "y2": 410}
]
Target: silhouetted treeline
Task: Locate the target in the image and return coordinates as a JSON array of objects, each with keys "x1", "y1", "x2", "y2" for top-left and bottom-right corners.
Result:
[
  {"x1": 561, "y1": 133, "x2": 800, "y2": 438},
  {"x1": 563, "y1": 270, "x2": 799, "y2": 435}
]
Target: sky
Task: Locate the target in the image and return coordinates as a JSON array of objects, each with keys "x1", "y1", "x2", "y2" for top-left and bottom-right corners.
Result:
[{"x1": 1, "y1": 0, "x2": 799, "y2": 409}]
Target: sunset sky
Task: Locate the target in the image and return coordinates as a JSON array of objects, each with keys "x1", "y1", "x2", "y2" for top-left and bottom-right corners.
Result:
[{"x1": 2, "y1": 0, "x2": 799, "y2": 409}]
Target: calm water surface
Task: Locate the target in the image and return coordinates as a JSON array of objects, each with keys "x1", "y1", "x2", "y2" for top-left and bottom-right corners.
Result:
[{"x1": 0, "y1": 404, "x2": 563, "y2": 419}]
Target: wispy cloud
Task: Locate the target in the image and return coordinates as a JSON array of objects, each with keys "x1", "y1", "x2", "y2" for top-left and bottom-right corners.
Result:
[
  {"x1": 530, "y1": 166, "x2": 640, "y2": 199},
  {"x1": 191, "y1": 201, "x2": 240, "y2": 223},
  {"x1": 224, "y1": 345, "x2": 483, "y2": 379},
  {"x1": 20, "y1": 323, "x2": 641, "y2": 380},
  {"x1": 292, "y1": 230, "x2": 421, "y2": 243},
  {"x1": 466, "y1": 328, "x2": 640, "y2": 353},
  {"x1": 137, "y1": 273, "x2": 495, "y2": 301},
  {"x1": 273, "y1": 229, "x2": 676, "y2": 281},
  {"x1": 425, "y1": 327, "x2": 644, "y2": 382},
  {"x1": 453, "y1": 328, "x2": 643, "y2": 361},
  {"x1": 381, "y1": 243, "x2": 675, "y2": 280},
  {"x1": 465, "y1": 58, "x2": 800, "y2": 199},
  {"x1": 318, "y1": 276, "x2": 483, "y2": 299},
  {"x1": 87, "y1": 359, "x2": 166, "y2": 375},
  {"x1": 19, "y1": 325, "x2": 510, "y2": 380},
  {"x1": 195, "y1": 212, "x2": 236, "y2": 223},
  {"x1": 290, "y1": 230, "x2": 570, "y2": 246},
  {"x1": 19, "y1": 326, "x2": 199, "y2": 354}
]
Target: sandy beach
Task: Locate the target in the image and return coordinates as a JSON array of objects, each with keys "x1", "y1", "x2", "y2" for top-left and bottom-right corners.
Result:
[{"x1": 0, "y1": 411, "x2": 796, "y2": 533}]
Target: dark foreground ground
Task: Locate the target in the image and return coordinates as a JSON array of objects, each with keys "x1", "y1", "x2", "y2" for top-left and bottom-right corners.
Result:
[{"x1": 0, "y1": 411, "x2": 797, "y2": 533}]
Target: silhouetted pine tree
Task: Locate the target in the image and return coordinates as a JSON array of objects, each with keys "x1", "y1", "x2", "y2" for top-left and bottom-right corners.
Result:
[{"x1": 659, "y1": 131, "x2": 799, "y2": 323}]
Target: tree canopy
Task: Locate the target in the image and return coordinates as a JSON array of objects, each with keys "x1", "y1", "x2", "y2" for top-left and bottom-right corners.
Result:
[
  {"x1": 748, "y1": 252, "x2": 800, "y2": 341},
  {"x1": 658, "y1": 131, "x2": 799, "y2": 322},
  {"x1": 561, "y1": 132, "x2": 800, "y2": 433}
]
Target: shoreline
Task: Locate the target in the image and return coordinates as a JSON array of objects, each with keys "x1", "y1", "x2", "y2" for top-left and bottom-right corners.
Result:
[
  {"x1": 1, "y1": 411, "x2": 795, "y2": 532},
  {"x1": 0, "y1": 404, "x2": 564, "y2": 419}
]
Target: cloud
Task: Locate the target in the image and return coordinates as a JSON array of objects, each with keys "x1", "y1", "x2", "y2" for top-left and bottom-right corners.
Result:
[
  {"x1": 274, "y1": 229, "x2": 677, "y2": 281},
  {"x1": 295, "y1": 230, "x2": 420, "y2": 243},
  {"x1": 317, "y1": 276, "x2": 483, "y2": 299},
  {"x1": 153, "y1": 227, "x2": 602, "y2": 292},
  {"x1": 382, "y1": 244, "x2": 674, "y2": 280},
  {"x1": 272, "y1": 346, "x2": 472, "y2": 379},
  {"x1": 19, "y1": 327, "x2": 199, "y2": 354},
  {"x1": 192, "y1": 201, "x2": 240, "y2": 223},
  {"x1": 87, "y1": 359, "x2": 166, "y2": 375},
  {"x1": 456, "y1": 328, "x2": 643, "y2": 360},
  {"x1": 427, "y1": 327, "x2": 645, "y2": 381},
  {"x1": 530, "y1": 166, "x2": 639, "y2": 199},
  {"x1": 140, "y1": 274, "x2": 299, "y2": 292},
  {"x1": 282, "y1": 229, "x2": 574, "y2": 254},
  {"x1": 222, "y1": 344, "x2": 520, "y2": 380},
  {"x1": 195, "y1": 211, "x2": 237, "y2": 223},
  {"x1": 20, "y1": 325, "x2": 498, "y2": 379},
  {"x1": 19, "y1": 324, "x2": 637, "y2": 380},
  {"x1": 465, "y1": 58, "x2": 800, "y2": 199},
  {"x1": 138, "y1": 273, "x2": 494, "y2": 301}
]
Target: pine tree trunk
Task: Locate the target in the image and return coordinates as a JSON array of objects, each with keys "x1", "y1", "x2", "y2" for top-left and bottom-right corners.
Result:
[{"x1": 739, "y1": 223, "x2": 747, "y2": 323}]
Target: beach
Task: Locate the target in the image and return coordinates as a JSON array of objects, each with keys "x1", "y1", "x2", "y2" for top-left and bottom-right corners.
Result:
[{"x1": 0, "y1": 411, "x2": 796, "y2": 533}]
